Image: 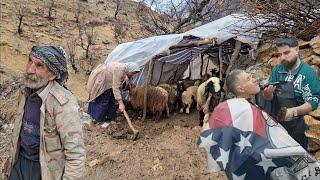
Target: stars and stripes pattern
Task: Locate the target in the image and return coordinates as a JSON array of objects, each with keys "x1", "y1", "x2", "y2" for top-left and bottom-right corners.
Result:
[{"x1": 197, "y1": 98, "x2": 305, "y2": 180}]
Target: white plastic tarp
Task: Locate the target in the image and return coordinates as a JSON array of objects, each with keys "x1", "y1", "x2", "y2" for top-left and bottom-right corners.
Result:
[
  {"x1": 183, "y1": 14, "x2": 262, "y2": 46},
  {"x1": 105, "y1": 14, "x2": 264, "y2": 66},
  {"x1": 106, "y1": 34, "x2": 182, "y2": 67}
]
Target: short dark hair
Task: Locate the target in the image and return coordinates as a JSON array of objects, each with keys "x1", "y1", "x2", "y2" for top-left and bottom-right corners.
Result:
[
  {"x1": 275, "y1": 38, "x2": 298, "y2": 48},
  {"x1": 226, "y1": 69, "x2": 243, "y2": 95}
]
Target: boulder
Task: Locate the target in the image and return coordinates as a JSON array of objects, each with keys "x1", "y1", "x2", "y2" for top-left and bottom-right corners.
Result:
[
  {"x1": 257, "y1": 43, "x2": 277, "y2": 63},
  {"x1": 313, "y1": 47, "x2": 320, "y2": 55},
  {"x1": 299, "y1": 48, "x2": 314, "y2": 60},
  {"x1": 304, "y1": 55, "x2": 313, "y2": 64},
  {"x1": 304, "y1": 115, "x2": 320, "y2": 151},
  {"x1": 316, "y1": 150, "x2": 320, "y2": 160},
  {"x1": 308, "y1": 140, "x2": 320, "y2": 152},
  {"x1": 268, "y1": 57, "x2": 281, "y2": 67},
  {"x1": 309, "y1": 35, "x2": 320, "y2": 49},
  {"x1": 82, "y1": 119, "x2": 93, "y2": 129},
  {"x1": 308, "y1": 108, "x2": 320, "y2": 118},
  {"x1": 89, "y1": 159, "x2": 101, "y2": 167}
]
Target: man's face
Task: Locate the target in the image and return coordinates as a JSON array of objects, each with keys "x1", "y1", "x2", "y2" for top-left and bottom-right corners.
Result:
[
  {"x1": 237, "y1": 72, "x2": 260, "y2": 96},
  {"x1": 25, "y1": 56, "x2": 56, "y2": 90},
  {"x1": 277, "y1": 45, "x2": 299, "y2": 70}
]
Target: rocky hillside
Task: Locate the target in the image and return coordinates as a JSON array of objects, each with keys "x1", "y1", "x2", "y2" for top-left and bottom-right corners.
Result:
[{"x1": 0, "y1": 0, "x2": 151, "y2": 123}]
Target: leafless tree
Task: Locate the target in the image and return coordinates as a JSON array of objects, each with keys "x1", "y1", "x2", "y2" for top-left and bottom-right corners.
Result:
[
  {"x1": 76, "y1": 17, "x2": 86, "y2": 50},
  {"x1": 74, "y1": 1, "x2": 83, "y2": 24},
  {"x1": 242, "y1": 0, "x2": 320, "y2": 41},
  {"x1": 135, "y1": 0, "x2": 241, "y2": 35},
  {"x1": 113, "y1": 20, "x2": 127, "y2": 43},
  {"x1": 76, "y1": 20, "x2": 98, "y2": 74},
  {"x1": 85, "y1": 27, "x2": 96, "y2": 59},
  {"x1": 15, "y1": 3, "x2": 29, "y2": 34},
  {"x1": 47, "y1": 0, "x2": 56, "y2": 19},
  {"x1": 78, "y1": 21, "x2": 97, "y2": 58},
  {"x1": 67, "y1": 38, "x2": 79, "y2": 73},
  {"x1": 114, "y1": 0, "x2": 121, "y2": 19}
]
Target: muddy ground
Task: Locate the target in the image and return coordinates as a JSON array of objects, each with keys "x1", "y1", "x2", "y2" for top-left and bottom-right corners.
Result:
[{"x1": 84, "y1": 111, "x2": 226, "y2": 179}]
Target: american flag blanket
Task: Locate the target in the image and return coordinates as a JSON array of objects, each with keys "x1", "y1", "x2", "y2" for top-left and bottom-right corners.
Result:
[{"x1": 197, "y1": 98, "x2": 320, "y2": 180}]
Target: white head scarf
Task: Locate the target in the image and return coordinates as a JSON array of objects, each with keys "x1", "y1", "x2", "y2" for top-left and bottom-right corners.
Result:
[{"x1": 124, "y1": 62, "x2": 140, "y2": 73}]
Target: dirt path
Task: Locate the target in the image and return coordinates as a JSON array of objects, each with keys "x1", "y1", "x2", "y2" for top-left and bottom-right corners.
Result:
[{"x1": 84, "y1": 111, "x2": 226, "y2": 179}]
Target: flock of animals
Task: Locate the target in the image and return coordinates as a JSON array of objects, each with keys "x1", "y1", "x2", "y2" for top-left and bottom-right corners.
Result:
[{"x1": 127, "y1": 69, "x2": 223, "y2": 126}]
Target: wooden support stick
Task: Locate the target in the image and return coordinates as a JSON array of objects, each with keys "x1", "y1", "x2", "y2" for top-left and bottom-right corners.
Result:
[
  {"x1": 122, "y1": 110, "x2": 139, "y2": 141},
  {"x1": 225, "y1": 40, "x2": 242, "y2": 76},
  {"x1": 142, "y1": 58, "x2": 154, "y2": 121},
  {"x1": 218, "y1": 45, "x2": 224, "y2": 102}
]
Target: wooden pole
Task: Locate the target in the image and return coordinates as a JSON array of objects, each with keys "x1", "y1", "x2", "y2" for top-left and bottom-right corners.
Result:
[
  {"x1": 122, "y1": 110, "x2": 139, "y2": 141},
  {"x1": 218, "y1": 45, "x2": 224, "y2": 102},
  {"x1": 225, "y1": 40, "x2": 242, "y2": 76},
  {"x1": 142, "y1": 58, "x2": 154, "y2": 121},
  {"x1": 221, "y1": 41, "x2": 241, "y2": 102},
  {"x1": 218, "y1": 45, "x2": 223, "y2": 80}
]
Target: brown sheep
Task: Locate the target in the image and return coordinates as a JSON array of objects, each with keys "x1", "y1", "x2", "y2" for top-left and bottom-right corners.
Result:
[
  {"x1": 130, "y1": 84, "x2": 169, "y2": 121},
  {"x1": 158, "y1": 83, "x2": 178, "y2": 112}
]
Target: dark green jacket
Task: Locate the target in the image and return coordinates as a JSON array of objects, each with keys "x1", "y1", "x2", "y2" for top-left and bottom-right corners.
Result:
[{"x1": 269, "y1": 60, "x2": 320, "y2": 110}]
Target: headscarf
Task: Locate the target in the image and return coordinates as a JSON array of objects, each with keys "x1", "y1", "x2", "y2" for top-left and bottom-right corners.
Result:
[
  {"x1": 30, "y1": 45, "x2": 68, "y2": 84},
  {"x1": 124, "y1": 62, "x2": 140, "y2": 73}
]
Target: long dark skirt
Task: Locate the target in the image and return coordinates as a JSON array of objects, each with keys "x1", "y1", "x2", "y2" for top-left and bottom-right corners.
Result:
[
  {"x1": 88, "y1": 89, "x2": 117, "y2": 122},
  {"x1": 9, "y1": 152, "x2": 41, "y2": 180}
]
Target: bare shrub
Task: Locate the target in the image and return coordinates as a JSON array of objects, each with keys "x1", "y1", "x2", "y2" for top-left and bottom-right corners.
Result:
[
  {"x1": 135, "y1": 0, "x2": 240, "y2": 35},
  {"x1": 67, "y1": 38, "x2": 79, "y2": 73},
  {"x1": 113, "y1": 20, "x2": 127, "y2": 43},
  {"x1": 114, "y1": 0, "x2": 121, "y2": 19},
  {"x1": 47, "y1": 0, "x2": 57, "y2": 19},
  {"x1": 242, "y1": 0, "x2": 320, "y2": 41},
  {"x1": 15, "y1": 3, "x2": 29, "y2": 34}
]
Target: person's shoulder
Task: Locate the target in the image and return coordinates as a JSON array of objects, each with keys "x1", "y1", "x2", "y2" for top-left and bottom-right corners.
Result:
[
  {"x1": 272, "y1": 64, "x2": 283, "y2": 71},
  {"x1": 300, "y1": 60, "x2": 317, "y2": 76},
  {"x1": 300, "y1": 60, "x2": 315, "y2": 70},
  {"x1": 49, "y1": 81, "x2": 77, "y2": 106}
]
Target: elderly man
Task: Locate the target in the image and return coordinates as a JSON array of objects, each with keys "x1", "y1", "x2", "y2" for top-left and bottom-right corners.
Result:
[
  {"x1": 263, "y1": 38, "x2": 320, "y2": 148},
  {"x1": 2, "y1": 45, "x2": 86, "y2": 180},
  {"x1": 87, "y1": 62, "x2": 140, "y2": 123},
  {"x1": 198, "y1": 69, "x2": 319, "y2": 180}
]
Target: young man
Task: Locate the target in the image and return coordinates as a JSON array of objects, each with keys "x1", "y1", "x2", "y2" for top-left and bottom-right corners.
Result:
[
  {"x1": 87, "y1": 62, "x2": 140, "y2": 123},
  {"x1": 2, "y1": 45, "x2": 86, "y2": 180},
  {"x1": 263, "y1": 38, "x2": 320, "y2": 148}
]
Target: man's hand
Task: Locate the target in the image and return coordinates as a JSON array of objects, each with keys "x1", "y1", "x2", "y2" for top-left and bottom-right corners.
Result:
[
  {"x1": 263, "y1": 85, "x2": 276, "y2": 101},
  {"x1": 118, "y1": 100, "x2": 125, "y2": 112},
  {"x1": 284, "y1": 108, "x2": 297, "y2": 122}
]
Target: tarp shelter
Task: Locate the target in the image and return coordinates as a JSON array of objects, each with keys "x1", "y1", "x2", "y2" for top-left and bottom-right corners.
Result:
[{"x1": 105, "y1": 14, "x2": 264, "y2": 86}]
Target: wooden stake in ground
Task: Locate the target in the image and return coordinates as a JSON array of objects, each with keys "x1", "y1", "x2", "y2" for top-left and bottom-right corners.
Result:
[
  {"x1": 142, "y1": 58, "x2": 154, "y2": 121},
  {"x1": 122, "y1": 110, "x2": 139, "y2": 141}
]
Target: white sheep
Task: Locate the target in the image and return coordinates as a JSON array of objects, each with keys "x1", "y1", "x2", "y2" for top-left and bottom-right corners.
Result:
[
  {"x1": 181, "y1": 86, "x2": 198, "y2": 114},
  {"x1": 197, "y1": 77, "x2": 221, "y2": 126}
]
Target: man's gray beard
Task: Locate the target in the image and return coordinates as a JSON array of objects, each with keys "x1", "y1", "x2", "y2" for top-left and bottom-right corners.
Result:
[{"x1": 24, "y1": 74, "x2": 49, "y2": 90}]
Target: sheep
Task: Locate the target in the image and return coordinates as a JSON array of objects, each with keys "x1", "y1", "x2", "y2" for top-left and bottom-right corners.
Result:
[
  {"x1": 158, "y1": 83, "x2": 178, "y2": 113},
  {"x1": 197, "y1": 77, "x2": 221, "y2": 126},
  {"x1": 181, "y1": 86, "x2": 198, "y2": 114},
  {"x1": 176, "y1": 81, "x2": 186, "y2": 112},
  {"x1": 129, "y1": 84, "x2": 169, "y2": 121}
]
